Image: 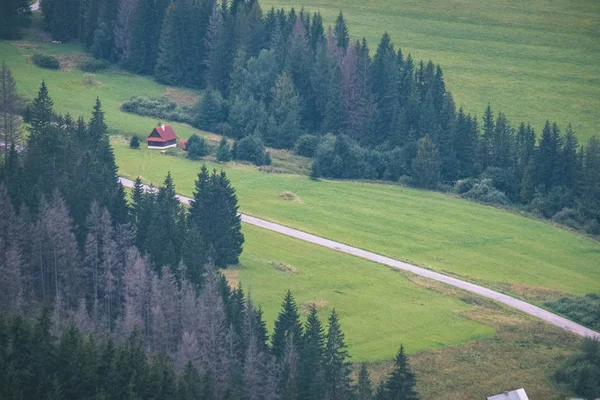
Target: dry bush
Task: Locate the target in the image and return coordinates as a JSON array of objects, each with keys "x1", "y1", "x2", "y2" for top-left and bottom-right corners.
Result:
[
  {"x1": 164, "y1": 87, "x2": 200, "y2": 107},
  {"x1": 280, "y1": 191, "x2": 303, "y2": 203},
  {"x1": 81, "y1": 73, "x2": 100, "y2": 86},
  {"x1": 269, "y1": 262, "x2": 297, "y2": 275},
  {"x1": 301, "y1": 299, "x2": 328, "y2": 315}
]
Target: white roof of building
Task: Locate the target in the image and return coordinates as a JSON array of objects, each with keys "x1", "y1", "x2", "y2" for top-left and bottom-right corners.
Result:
[{"x1": 487, "y1": 388, "x2": 529, "y2": 400}]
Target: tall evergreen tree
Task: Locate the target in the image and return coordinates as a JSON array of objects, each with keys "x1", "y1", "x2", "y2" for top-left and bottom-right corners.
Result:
[
  {"x1": 411, "y1": 135, "x2": 441, "y2": 189},
  {"x1": 299, "y1": 305, "x2": 326, "y2": 400},
  {"x1": 324, "y1": 309, "x2": 352, "y2": 400},
  {"x1": 381, "y1": 345, "x2": 418, "y2": 400},
  {"x1": 333, "y1": 11, "x2": 349, "y2": 54},
  {"x1": 271, "y1": 290, "x2": 303, "y2": 361}
]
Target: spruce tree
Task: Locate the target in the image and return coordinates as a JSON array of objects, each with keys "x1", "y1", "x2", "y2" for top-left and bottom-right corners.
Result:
[
  {"x1": 266, "y1": 73, "x2": 301, "y2": 149},
  {"x1": 382, "y1": 345, "x2": 418, "y2": 400},
  {"x1": 271, "y1": 290, "x2": 303, "y2": 361},
  {"x1": 189, "y1": 166, "x2": 244, "y2": 267},
  {"x1": 28, "y1": 80, "x2": 54, "y2": 137},
  {"x1": 411, "y1": 135, "x2": 441, "y2": 189},
  {"x1": 300, "y1": 304, "x2": 326, "y2": 400},
  {"x1": 216, "y1": 137, "x2": 231, "y2": 162},
  {"x1": 356, "y1": 363, "x2": 374, "y2": 400},
  {"x1": 333, "y1": 11, "x2": 349, "y2": 53},
  {"x1": 324, "y1": 309, "x2": 352, "y2": 400}
]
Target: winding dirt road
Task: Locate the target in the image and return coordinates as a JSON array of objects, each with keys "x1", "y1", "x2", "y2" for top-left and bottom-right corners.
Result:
[{"x1": 119, "y1": 177, "x2": 600, "y2": 340}]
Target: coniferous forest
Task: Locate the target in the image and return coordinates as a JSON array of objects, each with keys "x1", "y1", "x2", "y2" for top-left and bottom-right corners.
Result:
[
  {"x1": 0, "y1": 74, "x2": 418, "y2": 399},
  {"x1": 23, "y1": 0, "x2": 599, "y2": 235}
]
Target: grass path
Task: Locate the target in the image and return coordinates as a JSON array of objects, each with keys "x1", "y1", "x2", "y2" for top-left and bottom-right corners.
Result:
[{"x1": 261, "y1": 0, "x2": 600, "y2": 142}]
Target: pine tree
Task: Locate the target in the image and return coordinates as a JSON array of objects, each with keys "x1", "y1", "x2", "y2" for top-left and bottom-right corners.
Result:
[
  {"x1": 382, "y1": 345, "x2": 418, "y2": 400},
  {"x1": 28, "y1": 80, "x2": 54, "y2": 137},
  {"x1": 299, "y1": 304, "x2": 326, "y2": 400},
  {"x1": 193, "y1": 89, "x2": 225, "y2": 132},
  {"x1": 0, "y1": 0, "x2": 31, "y2": 39},
  {"x1": 323, "y1": 63, "x2": 345, "y2": 134},
  {"x1": 333, "y1": 11, "x2": 349, "y2": 54},
  {"x1": 189, "y1": 166, "x2": 244, "y2": 267},
  {"x1": 536, "y1": 120, "x2": 562, "y2": 190},
  {"x1": 324, "y1": 309, "x2": 352, "y2": 400},
  {"x1": 356, "y1": 363, "x2": 374, "y2": 400},
  {"x1": 266, "y1": 73, "x2": 301, "y2": 149},
  {"x1": 147, "y1": 172, "x2": 184, "y2": 270},
  {"x1": 559, "y1": 124, "x2": 579, "y2": 190},
  {"x1": 411, "y1": 135, "x2": 441, "y2": 189},
  {"x1": 272, "y1": 290, "x2": 303, "y2": 360},
  {"x1": 216, "y1": 138, "x2": 231, "y2": 162}
]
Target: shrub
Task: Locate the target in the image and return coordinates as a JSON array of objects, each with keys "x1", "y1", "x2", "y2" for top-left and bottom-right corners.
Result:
[
  {"x1": 121, "y1": 96, "x2": 193, "y2": 124},
  {"x1": 295, "y1": 134, "x2": 320, "y2": 157},
  {"x1": 186, "y1": 134, "x2": 208, "y2": 160},
  {"x1": 32, "y1": 54, "x2": 60, "y2": 69},
  {"x1": 235, "y1": 135, "x2": 267, "y2": 166},
  {"x1": 463, "y1": 179, "x2": 509, "y2": 205},
  {"x1": 78, "y1": 58, "x2": 108, "y2": 72},
  {"x1": 546, "y1": 294, "x2": 600, "y2": 330},
  {"x1": 192, "y1": 89, "x2": 226, "y2": 132},
  {"x1": 480, "y1": 167, "x2": 520, "y2": 201},
  {"x1": 454, "y1": 178, "x2": 477, "y2": 195},
  {"x1": 129, "y1": 135, "x2": 140, "y2": 149},
  {"x1": 216, "y1": 138, "x2": 231, "y2": 162},
  {"x1": 554, "y1": 338, "x2": 600, "y2": 399}
]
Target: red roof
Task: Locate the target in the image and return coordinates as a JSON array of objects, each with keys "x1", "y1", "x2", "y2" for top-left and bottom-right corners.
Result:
[
  {"x1": 178, "y1": 138, "x2": 188, "y2": 149},
  {"x1": 147, "y1": 124, "x2": 177, "y2": 142}
]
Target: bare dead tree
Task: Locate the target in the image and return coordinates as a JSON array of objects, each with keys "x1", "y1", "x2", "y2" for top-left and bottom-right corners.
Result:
[{"x1": 0, "y1": 61, "x2": 22, "y2": 163}]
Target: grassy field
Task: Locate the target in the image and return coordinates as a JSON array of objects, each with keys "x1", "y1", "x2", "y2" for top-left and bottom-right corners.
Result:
[
  {"x1": 261, "y1": 0, "x2": 600, "y2": 142},
  {"x1": 370, "y1": 276, "x2": 580, "y2": 399},
  {"x1": 234, "y1": 224, "x2": 494, "y2": 361},
  {"x1": 112, "y1": 137, "x2": 600, "y2": 301}
]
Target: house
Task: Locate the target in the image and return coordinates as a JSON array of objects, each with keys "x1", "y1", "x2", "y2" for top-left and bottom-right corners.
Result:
[
  {"x1": 487, "y1": 389, "x2": 529, "y2": 400},
  {"x1": 147, "y1": 124, "x2": 177, "y2": 149},
  {"x1": 178, "y1": 138, "x2": 188, "y2": 150}
]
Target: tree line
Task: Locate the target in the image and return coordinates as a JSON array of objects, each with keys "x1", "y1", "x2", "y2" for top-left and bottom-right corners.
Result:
[{"x1": 0, "y1": 75, "x2": 419, "y2": 399}]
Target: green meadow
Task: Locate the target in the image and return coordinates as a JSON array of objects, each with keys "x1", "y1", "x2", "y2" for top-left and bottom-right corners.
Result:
[
  {"x1": 236, "y1": 224, "x2": 494, "y2": 361},
  {"x1": 113, "y1": 139, "x2": 600, "y2": 300},
  {"x1": 262, "y1": 0, "x2": 600, "y2": 142}
]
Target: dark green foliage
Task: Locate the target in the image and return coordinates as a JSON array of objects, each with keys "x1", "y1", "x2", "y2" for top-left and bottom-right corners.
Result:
[
  {"x1": 186, "y1": 134, "x2": 209, "y2": 160},
  {"x1": 546, "y1": 294, "x2": 600, "y2": 331},
  {"x1": 378, "y1": 345, "x2": 418, "y2": 400},
  {"x1": 295, "y1": 134, "x2": 320, "y2": 157},
  {"x1": 216, "y1": 138, "x2": 231, "y2": 162},
  {"x1": 299, "y1": 305, "x2": 326, "y2": 400},
  {"x1": 324, "y1": 309, "x2": 352, "y2": 400},
  {"x1": 193, "y1": 90, "x2": 226, "y2": 132},
  {"x1": 333, "y1": 11, "x2": 349, "y2": 53},
  {"x1": 235, "y1": 135, "x2": 268, "y2": 166},
  {"x1": 271, "y1": 290, "x2": 303, "y2": 360},
  {"x1": 121, "y1": 96, "x2": 194, "y2": 124},
  {"x1": 411, "y1": 135, "x2": 441, "y2": 189},
  {"x1": 189, "y1": 166, "x2": 244, "y2": 267},
  {"x1": 32, "y1": 54, "x2": 60, "y2": 70},
  {"x1": 78, "y1": 58, "x2": 109, "y2": 73},
  {"x1": 0, "y1": 0, "x2": 31, "y2": 39},
  {"x1": 356, "y1": 363, "x2": 374, "y2": 400},
  {"x1": 555, "y1": 338, "x2": 600, "y2": 399},
  {"x1": 129, "y1": 135, "x2": 140, "y2": 149}
]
